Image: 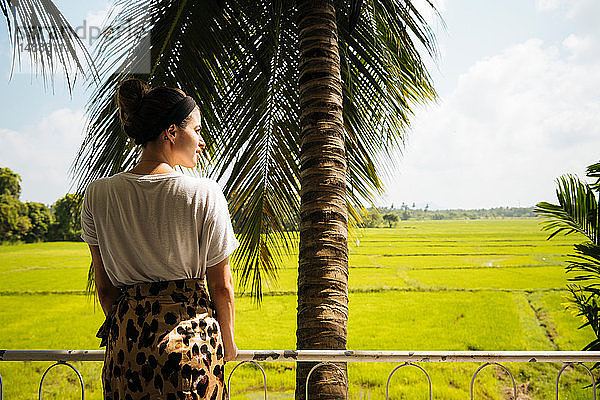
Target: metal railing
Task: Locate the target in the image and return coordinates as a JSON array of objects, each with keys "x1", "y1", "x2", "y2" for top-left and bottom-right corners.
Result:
[{"x1": 1, "y1": 350, "x2": 600, "y2": 399}]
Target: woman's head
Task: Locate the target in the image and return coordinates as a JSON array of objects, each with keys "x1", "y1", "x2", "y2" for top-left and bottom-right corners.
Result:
[{"x1": 116, "y1": 78, "x2": 199, "y2": 147}]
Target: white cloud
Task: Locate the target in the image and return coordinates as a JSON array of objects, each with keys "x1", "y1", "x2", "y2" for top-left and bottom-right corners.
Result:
[
  {"x1": 562, "y1": 34, "x2": 599, "y2": 62},
  {"x1": 536, "y1": 0, "x2": 600, "y2": 33},
  {"x1": 0, "y1": 108, "x2": 86, "y2": 205},
  {"x1": 382, "y1": 37, "x2": 600, "y2": 209}
]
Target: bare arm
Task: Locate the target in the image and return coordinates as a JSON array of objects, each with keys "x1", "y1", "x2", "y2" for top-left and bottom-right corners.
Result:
[
  {"x1": 89, "y1": 245, "x2": 121, "y2": 316},
  {"x1": 206, "y1": 257, "x2": 237, "y2": 361}
]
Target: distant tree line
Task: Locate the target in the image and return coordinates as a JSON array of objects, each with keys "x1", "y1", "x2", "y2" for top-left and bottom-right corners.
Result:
[
  {"x1": 229, "y1": 201, "x2": 536, "y2": 231},
  {"x1": 361, "y1": 203, "x2": 535, "y2": 228},
  {"x1": 0, "y1": 167, "x2": 82, "y2": 243}
]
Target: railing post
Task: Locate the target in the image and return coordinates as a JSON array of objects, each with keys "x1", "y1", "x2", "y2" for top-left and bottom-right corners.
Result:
[
  {"x1": 555, "y1": 363, "x2": 596, "y2": 400},
  {"x1": 386, "y1": 362, "x2": 432, "y2": 400},
  {"x1": 38, "y1": 361, "x2": 84, "y2": 400},
  {"x1": 304, "y1": 362, "x2": 347, "y2": 400},
  {"x1": 227, "y1": 361, "x2": 267, "y2": 400},
  {"x1": 471, "y1": 362, "x2": 517, "y2": 400}
]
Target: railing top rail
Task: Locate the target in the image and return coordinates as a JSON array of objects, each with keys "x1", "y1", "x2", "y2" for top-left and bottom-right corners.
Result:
[{"x1": 2, "y1": 350, "x2": 600, "y2": 363}]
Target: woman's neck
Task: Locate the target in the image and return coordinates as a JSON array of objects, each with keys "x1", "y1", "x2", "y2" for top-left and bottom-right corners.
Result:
[
  {"x1": 128, "y1": 160, "x2": 175, "y2": 175},
  {"x1": 128, "y1": 147, "x2": 176, "y2": 175}
]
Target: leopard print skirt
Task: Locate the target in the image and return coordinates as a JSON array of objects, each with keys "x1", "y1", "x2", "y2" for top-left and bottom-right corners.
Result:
[{"x1": 97, "y1": 278, "x2": 225, "y2": 400}]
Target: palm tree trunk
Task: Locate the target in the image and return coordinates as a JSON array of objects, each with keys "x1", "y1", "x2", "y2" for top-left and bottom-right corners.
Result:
[{"x1": 295, "y1": 1, "x2": 349, "y2": 399}]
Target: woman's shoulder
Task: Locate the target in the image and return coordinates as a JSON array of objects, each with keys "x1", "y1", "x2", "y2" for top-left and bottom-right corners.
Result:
[
  {"x1": 175, "y1": 175, "x2": 222, "y2": 195},
  {"x1": 85, "y1": 172, "x2": 130, "y2": 191},
  {"x1": 84, "y1": 174, "x2": 116, "y2": 192},
  {"x1": 85, "y1": 172, "x2": 223, "y2": 198}
]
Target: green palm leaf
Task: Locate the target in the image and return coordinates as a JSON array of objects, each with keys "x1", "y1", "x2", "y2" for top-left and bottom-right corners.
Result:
[
  {"x1": 339, "y1": 0, "x2": 437, "y2": 217},
  {"x1": 1, "y1": 0, "x2": 96, "y2": 91},
  {"x1": 534, "y1": 175, "x2": 599, "y2": 244},
  {"x1": 565, "y1": 243, "x2": 600, "y2": 282},
  {"x1": 568, "y1": 284, "x2": 600, "y2": 338},
  {"x1": 567, "y1": 284, "x2": 600, "y2": 379},
  {"x1": 588, "y1": 162, "x2": 600, "y2": 190},
  {"x1": 211, "y1": 4, "x2": 301, "y2": 300},
  {"x1": 539, "y1": 164, "x2": 600, "y2": 374}
]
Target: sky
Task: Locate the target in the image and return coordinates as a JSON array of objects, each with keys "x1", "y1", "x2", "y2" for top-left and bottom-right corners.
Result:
[{"x1": 0, "y1": 0, "x2": 599, "y2": 209}]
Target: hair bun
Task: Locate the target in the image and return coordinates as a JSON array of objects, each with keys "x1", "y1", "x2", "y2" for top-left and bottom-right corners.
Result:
[{"x1": 116, "y1": 78, "x2": 150, "y2": 142}]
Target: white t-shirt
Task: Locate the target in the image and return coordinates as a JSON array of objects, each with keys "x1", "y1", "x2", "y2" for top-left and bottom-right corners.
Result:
[{"x1": 80, "y1": 171, "x2": 239, "y2": 287}]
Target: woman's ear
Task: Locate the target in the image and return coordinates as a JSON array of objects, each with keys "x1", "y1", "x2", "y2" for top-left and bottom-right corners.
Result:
[{"x1": 164, "y1": 125, "x2": 176, "y2": 143}]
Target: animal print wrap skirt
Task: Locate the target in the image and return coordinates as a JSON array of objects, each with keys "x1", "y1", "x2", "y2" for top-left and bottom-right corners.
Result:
[{"x1": 97, "y1": 278, "x2": 226, "y2": 400}]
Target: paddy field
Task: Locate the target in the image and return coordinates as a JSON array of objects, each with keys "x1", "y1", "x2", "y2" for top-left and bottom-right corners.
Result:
[{"x1": 0, "y1": 219, "x2": 595, "y2": 399}]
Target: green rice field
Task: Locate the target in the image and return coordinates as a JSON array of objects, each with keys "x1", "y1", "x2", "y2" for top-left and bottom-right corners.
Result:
[{"x1": 0, "y1": 219, "x2": 596, "y2": 399}]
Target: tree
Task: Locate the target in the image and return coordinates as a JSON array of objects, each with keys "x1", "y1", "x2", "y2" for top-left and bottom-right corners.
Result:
[
  {"x1": 295, "y1": 3, "x2": 350, "y2": 397},
  {"x1": 70, "y1": 1, "x2": 438, "y2": 398},
  {"x1": 51, "y1": 193, "x2": 83, "y2": 241},
  {"x1": 400, "y1": 203, "x2": 410, "y2": 220},
  {"x1": 16, "y1": 214, "x2": 32, "y2": 237},
  {"x1": 382, "y1": 213, "x2": 398, "y2": 228},
  {"x1": 24, "y1": 202, "x2": 53, "y2": 242},
  {"x1": 534, "y1": 161, "x2": 600, "y2": 380},
  {"x1": 0, "y1": 167, "x2": 22, "y2": 199},
  {"x1": 0, "y1": 167, "x2": 25, "y2": 241},
  {"x1": 0, "y1": 193, "x2": 22, "y2": 241},
  {"x1": 362, "y1": 208, "x2": 383, "y2": 228},
  {"x1": 0, "y1": 168, "x2": 54, "y2": 242},
  {"x1": 0, "y1": 168, "x2": 50, "y2": 242}
]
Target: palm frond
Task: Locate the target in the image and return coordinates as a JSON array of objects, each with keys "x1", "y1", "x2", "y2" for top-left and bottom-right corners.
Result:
[
  {"x1": 568, "y1": 284, "x2": 600, "y2": 337},
  {"x1": 72, "y1": 0, "x2": 439, "y2": 300},
  {"x1": 534, "y1": 175, "x2": 599, "y2": 244},
  {"x1": 86, "y1": 260, "x2": 95, "y2": 294},
  {"x1": 567, "y1": 277, "x2": 600, "y2": 380},
  {"x1": 565, "y1": 242, "x2": 600, "y2": 286},
  {"x1": 1, "y1": 0, "x2": 96, "y2": 92},
  {"x1": 338, "y1": 0, "x2": 438, "y2": 216},
  {"x1": 212, "y1": 2, "x2": 301, "y2": 300},
  {"x1": 588, "y1": 161, "x2": 600, "y2": 191},
  {"x1": 543, "y1": 164, "x2": 600, "y2": 377}
]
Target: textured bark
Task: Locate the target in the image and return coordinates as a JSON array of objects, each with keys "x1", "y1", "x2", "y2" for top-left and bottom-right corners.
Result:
[{"x1": 295, "y1": 1, "x2": 349, "y2": 399}]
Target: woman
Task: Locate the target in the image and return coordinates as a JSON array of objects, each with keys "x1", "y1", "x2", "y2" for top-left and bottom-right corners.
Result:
[{"x1": 81, "y1": 78, "x2": 238, "y2": 400}]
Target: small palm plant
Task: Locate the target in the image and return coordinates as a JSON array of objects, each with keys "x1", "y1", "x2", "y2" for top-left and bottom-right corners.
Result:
[{"x1": 535, "y1": 161, "x2": 600, "y2": 375}]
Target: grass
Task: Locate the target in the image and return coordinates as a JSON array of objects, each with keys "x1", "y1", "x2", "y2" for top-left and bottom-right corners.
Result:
[
  {"x1": 0, "y1": 242, "x2": 90, "y2": 293},
  {"x1": 0, "y1": 219, "x2": 596, "y2": 399},
  {"x1": 404, "y1": 266, "x2": 568, "y2": 290}
]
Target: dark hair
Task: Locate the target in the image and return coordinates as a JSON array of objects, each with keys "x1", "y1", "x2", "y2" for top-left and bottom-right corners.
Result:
[{"x1": 116, "y1": 79, "x2": 196, "y2": 146}]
